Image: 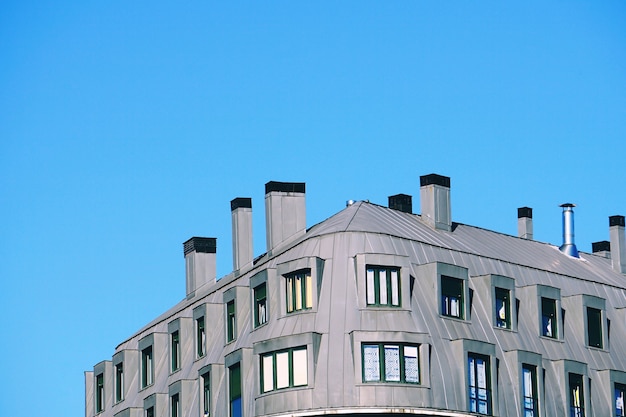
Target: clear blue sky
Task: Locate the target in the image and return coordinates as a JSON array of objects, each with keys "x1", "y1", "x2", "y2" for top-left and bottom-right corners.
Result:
[{"x1": 1, "y1": 2, "x2": 625, "y2": 416}]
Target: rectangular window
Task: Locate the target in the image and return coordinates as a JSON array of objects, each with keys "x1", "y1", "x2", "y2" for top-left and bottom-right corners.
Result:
[
  {"x1": 442, "y1": 276, "x2": 464, "y2": 319},
  {"x1": 468, "y1": 353, "x2": 491, "y2": 415},
  {"x1": 197, "y1": 316, "x2": 206, "y2": 358},
  {"x1": 95, "y1": 373, "x2": 104, "y2": 413},
  {"x1": 227, "y1": 301, "x2": 236, "y2": 342},
  {"x1": 616, "y1": 383, "x2": 626, "y2": 417},
  {"x1": 115, "y1": 362, "x2": 124, "y2": 403},
  {"x1": 202, "y1": 372, "x2": 211, "y2": 417},
  {"x1": 171, "y1": 330, "x2": 180, "y2": 372},
  {"x1": 495, "y1": 287, "x2": 511, "y2": 329},
  {"x1": 146, "y1": 406, "x2": 154, "y2": 417},
  {"x1": 229, "y1": 363, "x2": 242, "y2": 417},
  {"x1": 587, "y1": 307, "x2": 602, "y2": 348},
  {"x1": 541, "y1": 297, "x2": 558, "y2": 338},
  {"x1": 286, "y1": 270, "x2": 313, "y2": 313},
  {"x1": 141, "y1": 346, "x2": 154, "y2": 388},
  {"x1": 254, "y1": 283, "x2": 268, "y2": 327},
  {"x1": 366, "y1": 266, "x2": 401, "y2": 307},
  {"x1": 362, "y1": 343, "x2": 419, "y2": 384},
  {"x1": 171, "y1": 393, "x2": 180, "y2": 417},
  {"x1": 522, "y1": 364, "x2": 538, "y2": 417},
  {"x1": 261, "y1": 346, "x2": 308, "y2": 393},
  {"x1": 569, "y1": 373, "x2": 585, "y2": 417}
]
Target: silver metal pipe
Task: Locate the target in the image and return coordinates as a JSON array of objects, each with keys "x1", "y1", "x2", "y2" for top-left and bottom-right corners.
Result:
[{"x1": 559, "y1": 203, "x2": 579, "y2": 258}]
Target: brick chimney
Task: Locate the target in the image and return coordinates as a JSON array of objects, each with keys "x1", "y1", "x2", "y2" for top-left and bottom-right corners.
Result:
[
  {"x1": 183, "y1": 237, "x2": 216, "y2": 296},
  {"x1": 420, "y1": 174, "x2": 451, "y2": 231},
  {"x1": 231, "y1": 197, "x2": 253, "y2": 271},
  {"x1": 265, "y1": 181, "x2": 306, "y2": 252}
]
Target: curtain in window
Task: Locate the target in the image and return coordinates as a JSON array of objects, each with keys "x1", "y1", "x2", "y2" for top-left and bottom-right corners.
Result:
[
  {"x1": 404, "y1": 346, "x2": 419, "y2": 383},
  {"x1": 384, "y1": 345, "x2": 400, "y2": 382},
  {"x1": 363, "y1": 345, "x2": 380, "y2": 382}
]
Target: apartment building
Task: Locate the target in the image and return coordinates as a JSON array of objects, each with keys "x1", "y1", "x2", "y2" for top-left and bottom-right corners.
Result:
[{"x1": 86, "y1": 174, "x2": 626, "y2": 417}]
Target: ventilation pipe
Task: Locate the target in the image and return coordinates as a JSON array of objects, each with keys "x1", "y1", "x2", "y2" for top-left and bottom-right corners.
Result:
[
  {"x1": 559, "y1": 204, "x2": 579, "y2": 258},
  {"x1": 517, "y1": 207, "x2": 533, "y2": 240}
]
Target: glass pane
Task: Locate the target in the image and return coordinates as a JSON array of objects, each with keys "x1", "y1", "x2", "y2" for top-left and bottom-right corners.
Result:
[
  {"x1": 404, "y1": 346, "x2": 419, "y2": 383},
  {"x1": 366, "y1": 269, "x2": 376, "y2": 304},
  {"x1": 293, "y1": 348, "x2": 308, "y2": 386},
  {"x1": 379, "y1": 270, "x2": 388, "y2": 305},
  {"x1": 262, "y1": 355, "x2": 274, "y2": 393},
  {"x1": 363, "y1": 345, "x2": 380, "y2": 382},
  {"x1": 231, "y1": 397, "x2": 242, "y2": 417},
  {"x1": 391, "y1": 270, "x2": 399, "y2": 306},
  {"x1": 295, "y1": 276, "x2": 303, "y2": 311},
  {"x1": 384, "y1": 345, "x2": 400, "y2": 381},
  {"x1": 276, "y1": 351, "x2": 289, "y2": 389},
  {"x1": 305, "y1": 274, "x2": 313, "y2": 308},
  {"x1": 616, "y1": 384, "x2": 625, "y2": 416}
]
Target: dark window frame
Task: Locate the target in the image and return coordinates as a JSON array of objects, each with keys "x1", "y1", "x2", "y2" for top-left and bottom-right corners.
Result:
[
  {"x1": 365, "y1": 265, "x2": 401, "y2": 307},
  {"x1": 586, "y1": 307, "x2": 603, "y2": 348},
  {"x1": 569, "y1": 373, "x2": 585, "y2": 417},
  {"x1": 541, "y1": 297, "x2": 558, "y2": 338},
  {"x1": 468, "y1": 352, "x2": 492, "y2": 415},
  {"x1": 495, "y1": 287, "x2": 511, "y2": 329},
  {"x1": 254, "y1": 283, "x2": 268, "y2": 327},
  {"x1": 361, "y1": 343, "x2": 420, "y2": 384},
  {"x1": 260, "y1": 346, "x2": 308, "y2": 393},
  {"x1": 285, "y1": 269, "x2": 313, "y2": 314},
  {"x1": 441, "y1": 275, "x2": 464, "y2": 319}
]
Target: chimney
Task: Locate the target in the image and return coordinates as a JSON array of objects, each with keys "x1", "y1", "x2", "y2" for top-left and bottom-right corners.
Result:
[
  {"x1": 592, "y1": 240, "x2": 611, "y2": 259},
  {"x1": 389, "y1": 194, "x2": 412, "y2": 214},
  {"x1": 231, "y1": 198, "x2": 253, "y2": 271},
  {"x1": 183, "y1": 237, "x2": 216, "y2": 296},
  {"x1": 559, "y1": 203, "x2": 579, "y2": 258},
  {"x1": 517, "y1": 207, "x2": 533, "y2": 240},
  {"x1": 609, "y1": 215, "x2": 626, "y2": 273},
  {"x1": 265, "y1": 181, "x2": 306, "y2": 251},
  {"x1": 420, "y1": 174, "x2": 451, "y2": 231}
]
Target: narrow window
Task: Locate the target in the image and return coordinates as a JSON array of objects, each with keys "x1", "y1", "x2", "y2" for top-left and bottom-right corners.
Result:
[
  {"x1": 115, "y1": 362, "x2": 124, "y2": 403},
  {"x1": 495, "y1": 287, "x2": 511, "y2": 329},
  {"x1": 587, "y1": 307, "x2": 602, "y2": 348},
  {"x1": 541, "y1": 297, "x2": 558, "y2": 338},
  {"x1": 569, "y1": 373, "x2": 585, "y2": 417},
  {"x1": 229, "y1": 363, "x2": 242, "y2": 417},
  {"x1": 141, "y1": 346, "x2": 154, "y2": 388},
  {"x1": 615, "y1": 383, "x2": 626, "y2": 417},
  {"x1": 227, "y1": 301, "x2": 236, "y2": 342},
  {"x1": 522, "y1": 364, "x2": 538, "y2": 417},
  {"x1": 171, "y1": 330, "x2": 180, "y2": 372},
  {"x1": 362, "y1": 343, "x2": 419, "y2": 384},
  {"x1": 441, "y1": 276, "x2": 464, "y2": 319},
  {"x1": 196, "y1": 316, "x2": 206, "y2": 358},
  {"x1": 254, "y1": 283, "x2": 268, "y2": 327},
  {"x1": 366, "y1": 266, "x2": 401, "y2": 307},
  {"x1": 260, "y1": 347, "x2": 308, "y2": 393},
  {"x1": 202, "y1": 372, "x2": 211, "y2": 417},
  {"x1": 95, "y1": 373, "x2": 104, "y2": 413},
  {"x1": 171, "y1": 393, "x2": 180, "y2": 417},
  {"x1": 468, "y1": 353, "x2": 491, "y2": 415},
  {"x1": 146, "y1": 406, "x2": 154, "y2": 417},
  {"x1": 286, "y1": 270, "x2": 312, "y2": 313}
]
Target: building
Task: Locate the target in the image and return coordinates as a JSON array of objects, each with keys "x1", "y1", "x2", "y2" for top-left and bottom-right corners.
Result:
[{"x1": 85, "y1": 174, "x2": 626, "y2": 417}]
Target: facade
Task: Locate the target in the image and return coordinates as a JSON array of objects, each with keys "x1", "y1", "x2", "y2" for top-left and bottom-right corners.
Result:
[{"x1": 86, "y1": 175, "x2": 626, "y2": 417}]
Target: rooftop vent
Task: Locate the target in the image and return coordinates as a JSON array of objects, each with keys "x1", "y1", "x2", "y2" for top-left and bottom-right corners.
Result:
[
  {"x1": 389, "y1": 194, "x2": 412, "y2": 214},
  {"x1": 592, "y1": 240, "x2": 611, "y2": 258},
  {"x1": 559, "y1": 203, "x2": 579, "y2": 258}
]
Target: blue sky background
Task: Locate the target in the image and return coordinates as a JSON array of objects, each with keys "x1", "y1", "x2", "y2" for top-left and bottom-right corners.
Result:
[{"x1": 1, "y1": 2, "x2": 625, "y2": 416}]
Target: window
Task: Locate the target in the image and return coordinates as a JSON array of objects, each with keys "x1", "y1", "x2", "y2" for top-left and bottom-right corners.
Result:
[
  {"x1": 495, "y1": 287, "x2": 511, "y2": 329},
  {"x1": 366, "y1": 266, "x2": 401, "y2": 307},
  {"x1": 227, "y1": 301, "x2": 236, "y2": 342},
  {"x1": 541, "y1": 297, "x2": 558, "y2": 338},
  {"x1": 201, "y1": 372, "x2": 210, "y2": 417},
  {"x1": 197, "y1": 316, "x2": 206, "y2": 358},
  {"x1": 142, "y1": 346, "x2": 154, "y2": 388},
  {"x1": 115, "y1": 362, "x2": 124, "y2": 403},
  {"x1": 616, "y1": 383, "x2": 626, "y2": 417},
  {"x1": 146, "y1": 406, "x2": 154, "y2": 417},
  {"x1": 442, "y1": 276, "x2": 464, "y2": 319},
  {"x1": 229, "y1": 363, "x2": 242, "y2": 417},
  {"x1": 587, "y1": 307, "x2": 603, "y2": 348},
  {"x1": 522, "y1": 364, "x2": 538, "y2": 417},
  {"x1": 171, "y1": 393, "x2": 180, "y2": 417},
  {"x1": 286, "y1": 270, "x2": 312, "y2": 313},
  {"x1": 468, "y1": 353, "x2": 491, "y2": 415},
  {"x1": 362, "y1": 343, "x2": 419, "y2": 384},
  {"x1": 261, "y1": 346, "x2": 308, "y2": 393},
  {"x1": 171, "y1": 331, "x2": 180, "y2": 372},
  {"x1": 254, "y1": 283, "x2": 268, "y2": 327},
  {"x1": 95, "y1": 373, "x2": 104, "y2": 413},
  {"x1": 569, "y1": 373, "x2": 585, "y2": 417}
]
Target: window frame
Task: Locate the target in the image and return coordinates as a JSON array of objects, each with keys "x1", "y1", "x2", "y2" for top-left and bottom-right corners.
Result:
[
  {"x1": 587, "y1": 306, "x2": 603, "y2": 349},
  {"x1": 196, "y1": 316, "x2": 206, "y2": 358},
  {"x1": 170, "y1": 393, "x2": 180, "y2": 417},
  {"x1": 365, "y1": 265, "x2": 401, "y2": 307},
  {"x1": 115, "y1": 362, "x2": 124, "y2": 403},
  {"x1": 468, "y1": 352, "x2": 492, "y2": 415},
  {"x1": 254, "y1": 282, "x2": 268, "y2": 327},
  {"x1": 522, "y1": 364, "x2": 538, "y2": 417},
  {"x1": 285, "y1": 269, "x2": 313, "y2": 313},
  {"x1": 229, "y1": 363, "x2": 242, "y2": 417},
  {"x1": 171, "y1": 330, "x2": 181, "y2": 372},
  {"x1": 616, "y1": 382, "x2": 626, "y2": 417},
  {"x1": 441, "y1": 275, "x2": 465, "y2": 319},
  {"x1": 495, "y1": 287, "x2": 511, "y2": 329},
  {"x1": 226, "y1": 300, "x2": 236, "y2": 343},
  {"x1": 201, "y1": 371, "x2": 211, "y2": 417},
  {"x1": 361, "y1": 342, "x2": 420, "y2": 384},
  {"x1": 541, "y1": 297, "x2": 558, "y2": 339},
  {"x1": 569, "y1": 372, "x2": 585, "y2": 417},
  {"x1": 95, "y1": 372, "x2": 104, "y2": 413},
  {"x1": 141, "y1": 346, "x2": 154, "y2": 389},
  {"x1": 260, "y1": 346, "x2": 308, "y2": 393}
]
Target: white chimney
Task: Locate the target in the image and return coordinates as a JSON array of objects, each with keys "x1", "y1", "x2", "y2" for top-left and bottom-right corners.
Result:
[
  {"x1": 610, "y1": 215, "x2": 626, "y2": 274},
  {"x1": 183, "y1": 237, "x2": 216, "y2": 296},
  {"x1": 265, "y1": 181, "x2": 306, "y2": 252},
  {"x1": 420, "y1": 174, "x2": 451, "y2": 231},
  {"x1": 518, "y1": 207, "x2": 533, "y2": 240},
  {"x1": 231, "y1": 197, "x2": 253, "y2": 271}
]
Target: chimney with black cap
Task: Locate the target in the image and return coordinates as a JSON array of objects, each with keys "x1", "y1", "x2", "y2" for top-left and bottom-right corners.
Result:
[
  {"x1": 231, "y1": 197, "x2": 253, "y2": 271},
  {"x1": 265, "y1": 181, "x2": 306, "y2": 252},
  {"x1": 518, "y1": 207, "x2": 533, "y2": 240},
  {"x1": 389, "y1": 194, "x2": 412, "y2": 214},
  {"x1": 183, "y1": 237, "x2": 217, "y2": 296},
  {"x1": 592, "y1": 241, "x2": 611, "y2": 259},
  {"x1": 610, "y1": 215, "x2": 626, "y2": 274},
  {"x1": 420, "y1": 174, "x2": 451, "y2": 231}
]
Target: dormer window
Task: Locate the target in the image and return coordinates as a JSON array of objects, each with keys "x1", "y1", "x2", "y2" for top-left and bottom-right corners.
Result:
[
  {"x1": 442, "y1": 276, "x2": 464, "y2": 319},
  {"x1": 366, "y1": 266, "x2": 401, "y2": 307}
]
